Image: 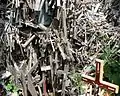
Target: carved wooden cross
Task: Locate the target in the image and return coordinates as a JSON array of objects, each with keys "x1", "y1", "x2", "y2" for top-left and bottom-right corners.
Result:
[{"x1": 82, "y1": 59, "x2": 119, "y2": 94}]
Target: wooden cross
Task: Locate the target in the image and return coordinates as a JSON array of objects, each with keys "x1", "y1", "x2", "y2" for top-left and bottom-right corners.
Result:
[{"x1": 82, "y1": 59, "x2": 119, "y2": 94}]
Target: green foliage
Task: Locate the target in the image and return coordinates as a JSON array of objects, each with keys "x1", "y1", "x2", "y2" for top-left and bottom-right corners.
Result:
[
  {"x1": 5, "y1": 80, "x2": 18, "y2": 93},
  {"x1": 0, "y1": 79, "x2": 18, "y2": 95},
  {"x1": 99, "y1": 42, "x2": 120, "y2": 86},
  {"x1": 69, "y1": 71, "x2": 85, "y2": 94}
]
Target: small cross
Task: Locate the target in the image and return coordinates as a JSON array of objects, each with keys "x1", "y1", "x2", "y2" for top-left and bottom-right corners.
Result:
[{"x1": 82, "y1": 59, "x2": 119, "y2": 94}]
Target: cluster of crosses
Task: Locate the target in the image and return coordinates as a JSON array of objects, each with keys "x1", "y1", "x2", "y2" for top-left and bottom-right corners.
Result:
[{"x1": 82, "y1": 59, "x2": 119, "y2": 95}]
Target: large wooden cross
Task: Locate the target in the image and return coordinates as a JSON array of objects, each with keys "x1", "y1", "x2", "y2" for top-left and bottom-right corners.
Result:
[{"x1": 82, "y1": 59, "x2": 119, "y2": 94}]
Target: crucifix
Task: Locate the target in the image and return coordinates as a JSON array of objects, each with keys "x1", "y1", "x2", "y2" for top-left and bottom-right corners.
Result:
[{"x1": 82, "y1": 59, "x2": 119, "y2": 94}]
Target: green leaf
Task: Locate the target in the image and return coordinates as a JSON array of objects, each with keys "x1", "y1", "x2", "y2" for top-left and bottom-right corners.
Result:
[{"x1": 99, "y1": 43, "x2": 120, "y2": 86}]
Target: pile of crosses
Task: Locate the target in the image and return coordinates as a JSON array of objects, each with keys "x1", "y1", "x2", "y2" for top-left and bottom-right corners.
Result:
[
  {"x1": 0, "y1": 0, "x2": 7, "y2": 78},
  {"x1": 2, "y1": 0, "x2": 120, "y2": 96}
]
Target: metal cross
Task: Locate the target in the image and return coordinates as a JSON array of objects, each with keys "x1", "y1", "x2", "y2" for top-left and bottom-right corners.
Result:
[{"x1": 82, "y1": 59, "x2": 119, "y2": 94}]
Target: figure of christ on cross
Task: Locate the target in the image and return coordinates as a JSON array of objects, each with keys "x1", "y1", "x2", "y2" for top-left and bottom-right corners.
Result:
[{"x1": 82, "y1": 59, "x2": 119, "y2": 94}]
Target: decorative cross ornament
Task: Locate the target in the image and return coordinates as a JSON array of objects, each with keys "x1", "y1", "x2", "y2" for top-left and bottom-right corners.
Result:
[{"x1": 82, "y1": 59, "x2": 119, "y2": 94}]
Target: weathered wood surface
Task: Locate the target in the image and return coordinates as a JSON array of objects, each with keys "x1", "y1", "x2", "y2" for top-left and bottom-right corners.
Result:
[{"x1": 2, "y1": 0, "x2": 120, "y2": 96}]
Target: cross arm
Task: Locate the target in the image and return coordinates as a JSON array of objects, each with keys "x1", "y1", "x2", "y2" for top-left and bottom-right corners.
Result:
[
  {"x1": 82, "y1": 74, "x2": 119, "y2": 94},
  {"x1": 100, "y1": 81, "x2": 119, "y2": 94},
  {"x1": 82, "y1": 74, "x2": 95, "y2": 84}
]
